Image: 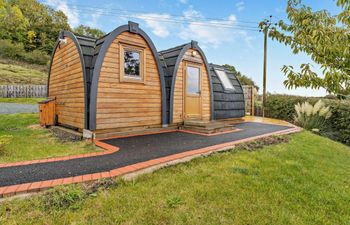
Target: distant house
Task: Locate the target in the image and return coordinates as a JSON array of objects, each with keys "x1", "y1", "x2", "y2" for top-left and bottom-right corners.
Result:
[{"x1": 46, "y1": 21, "x2": 245, "y2": 134}]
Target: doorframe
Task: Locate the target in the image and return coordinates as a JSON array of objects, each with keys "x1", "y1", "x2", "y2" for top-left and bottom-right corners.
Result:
[{"x1": 183, "y1": 61, "x2": 203, "y2": 120}]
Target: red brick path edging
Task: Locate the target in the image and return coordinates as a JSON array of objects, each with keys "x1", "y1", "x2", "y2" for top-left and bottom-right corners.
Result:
[
  {"x1": 0, "y1": 140, "x2": 119, "y2": 169},
  {"x1": 0, "y1": 126, "x2": 301, "y2": 198}
]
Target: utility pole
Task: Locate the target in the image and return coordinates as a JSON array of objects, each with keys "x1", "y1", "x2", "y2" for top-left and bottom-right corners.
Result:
[
  {"x1": 261, "y1": 16, "x2": 272, "y2": 118},
  {"x1": 262, "y1": 28, "x2": 267, "y2": 117}
]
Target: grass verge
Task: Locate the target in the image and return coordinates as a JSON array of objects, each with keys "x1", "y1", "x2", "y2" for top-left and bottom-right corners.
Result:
[
  {"x1": 0, "y1": 113, "x2": 100, "y2": 163},
  {"x1": 0, "y1": 98, "x2": 44, "y2": 104},
  {"x1": 0, "y1": 131, "x2": 349, "y2": 224},
  {"x1": 0, "y1": 61, "x2": 47, "y2": 85}
]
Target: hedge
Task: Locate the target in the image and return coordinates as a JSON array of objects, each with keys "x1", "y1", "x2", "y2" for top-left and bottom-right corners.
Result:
[
  {"x1": 0, "y1": 39, "x2": 50, "y2": 65},
  {"x1": 262, "y1": 94, "x2": 350, "y2": 146}
]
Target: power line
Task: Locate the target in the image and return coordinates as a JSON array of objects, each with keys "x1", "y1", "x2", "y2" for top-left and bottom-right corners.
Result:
[
  {"x1": 68, "y1": 7, "x2": 260, "y2": 31},
  {"x1": 63, "y1": 4, "x2": 258, "y2": 31},
  {"x1": 66, "y1": 3, "x2": 260, "y2": 25}
]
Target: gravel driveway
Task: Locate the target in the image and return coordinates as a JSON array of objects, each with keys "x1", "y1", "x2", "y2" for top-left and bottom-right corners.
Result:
[{"x1": 0, "y1": 103, "x2": 38, "y2": 114}]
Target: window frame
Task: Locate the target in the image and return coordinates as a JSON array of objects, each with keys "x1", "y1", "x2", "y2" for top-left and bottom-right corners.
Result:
[
  {"x1": 119, "y1": 43, "x2": 146, "y2": 83},
  {"x1": 214, "y1": 68, "x2": 235, "y2": 92},
  {"x1": 185, "y1": 65, "x2": 201, "y2": 96}
]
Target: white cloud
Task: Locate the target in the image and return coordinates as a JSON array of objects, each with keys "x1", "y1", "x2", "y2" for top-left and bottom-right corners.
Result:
[
  {"x1": 45, "y1": 0, "x2": 80, "y2": 27},
  {"x1": 86, "y1": 9, "x2": 103, "y2": 27},
  {"x1": 179, "y1": 8, "x2": 242, "y2": 48},
  {"x1": 135, "y1": 13, "x2": 172, "y2": 38},
  {"x1": 235, "y1": 1, "x2": 245, "y2": 12},
  {"x1": 179, "y1": 0, "x2": 188, "y2": 4}
]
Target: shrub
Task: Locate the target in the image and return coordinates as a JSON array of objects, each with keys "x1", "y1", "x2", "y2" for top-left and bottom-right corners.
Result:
[
  {"x1": 0, "y1": 39, "x2": 25, "y2": 59},
  {"x1": 263, "y1": 94, "x2": 350, "y2": 146},
  {"x1": 323, "y1": 100, "x2": 350, "y2": 145},
  {"x1": 21, "y1": 49, "x2": 50, "y2": 65},
  {"x1": 0, "y1": 39, "x2": 50, "y2": 65},
  {"x1": 294, "y1": 100, "x2": 332, "y2": 130}
]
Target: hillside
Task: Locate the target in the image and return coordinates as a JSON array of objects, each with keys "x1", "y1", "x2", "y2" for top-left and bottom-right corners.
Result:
[{"x1": 0, "y1": 57, "x2": 47, "y2": 85}]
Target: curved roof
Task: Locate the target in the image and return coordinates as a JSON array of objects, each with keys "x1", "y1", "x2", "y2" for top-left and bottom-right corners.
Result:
[
  {"x1": 209, "y1": 64, "x2": 245, "y2": 119},
  {"x1": 158, "y1": 41, "x2": 214, "y2": 123},
  {"x1": 88, "y1": 21, "x2": 167, "y2": 130},
  {"x1": 49, "y1": 22, "x2": 167, "y2": 130},
  {"x1": 48, "y1": 30, "x2": 90, "y2": 129}
]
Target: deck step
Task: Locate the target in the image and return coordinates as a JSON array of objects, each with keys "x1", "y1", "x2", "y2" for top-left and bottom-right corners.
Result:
[{"x1": 182, "y1": 120, "x2": 236, "y2": 134}]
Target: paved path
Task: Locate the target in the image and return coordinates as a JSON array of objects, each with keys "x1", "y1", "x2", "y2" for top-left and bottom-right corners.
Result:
[
  {"x1": 0, "y1": 103, "x2": 38, "y2": 114},
  {"x1": 0, "y1": 122, "x2": 293, "y2": 187}
]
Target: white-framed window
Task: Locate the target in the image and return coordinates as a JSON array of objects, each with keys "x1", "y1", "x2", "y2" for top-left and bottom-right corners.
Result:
[
  {"x1": 120, "y1": 43, "x2": 146, "y2": 83},
  {"x1": 214, "y1": 69, "x2": 235, "y2": 91}
]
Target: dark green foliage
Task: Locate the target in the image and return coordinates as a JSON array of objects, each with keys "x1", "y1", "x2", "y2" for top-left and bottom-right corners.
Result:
[
  {"x1": 260, "y1": 0, "x2": 350, "y2": 96},
  {"x1": 264, "y1": 95, "x2": 312, "y2": 121},
  {"x1": 263, "y1": 94, "x2": 350, "y2": 145},
  {"x1": 323, "y1": 102, "x2": 350, "y2": 145},
  {"x1": 0, "y1": 39, "x2": 49, "y2": 65},
  {"x1": 0, "y1": 0, "x2": 71, "y2": 54},
  {"x1": 74, "y1": 25, "x2": 105, "y2": 38},
  {"x1": 0, "y1": 39, "x2": 25, "y2": 59},
  {"x1": 223, "y1": 64, "x2": 259, "y2": 91}
]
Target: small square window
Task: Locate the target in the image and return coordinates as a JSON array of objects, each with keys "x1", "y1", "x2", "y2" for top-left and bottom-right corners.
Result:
[
  {"x1": 120, "y1": 43, "x2": 145, "y2": 83},
  {"x1": 124, "y1": 50, "x2": 140, "y2": 78},
  {"x1": 214, "y1": 69, "x2": 235, "y2": 91}
]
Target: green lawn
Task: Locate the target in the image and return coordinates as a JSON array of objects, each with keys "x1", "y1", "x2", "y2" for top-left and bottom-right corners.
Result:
[
  {"x1": 0, "y1": 98, "x2": 45, "y2": 104},
  {"x1": 1, "y1": 131, "x2": 349, "y2": 224},
  {"x1": 0, "y1": 114, "x2": 100, "y2": 163}
]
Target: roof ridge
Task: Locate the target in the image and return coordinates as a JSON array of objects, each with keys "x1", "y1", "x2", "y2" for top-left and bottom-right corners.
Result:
[{"x1": 158, "y1": 42, "x2": 190, "y2": 54}]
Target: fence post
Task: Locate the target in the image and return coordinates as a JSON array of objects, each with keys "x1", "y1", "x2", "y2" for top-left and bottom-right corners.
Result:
[{"x1": 242, "y1": 85, "x2": 256, "y2": 116}]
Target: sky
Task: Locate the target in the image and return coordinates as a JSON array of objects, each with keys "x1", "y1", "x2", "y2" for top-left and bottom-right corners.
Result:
[{"x1": 41, "y1": 0, "x2": 341, "y2": 96}]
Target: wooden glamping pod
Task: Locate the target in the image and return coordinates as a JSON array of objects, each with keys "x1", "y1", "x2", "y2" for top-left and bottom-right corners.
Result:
[
  {"x1": 47, "y1": 21, "x2": 166, "y2": 133},
  {"x1": 47, "y1": 30, "x2": 92, "y2": 130},
  {"x1": 208, "y1": 64, "x2": 245, "y2": 119},
  {"x1": 46, "y1": 21, "x2": 245, "y2": 136},
  {"x1": 158, "y1": 41, "x2": 245, "y2": 126}
]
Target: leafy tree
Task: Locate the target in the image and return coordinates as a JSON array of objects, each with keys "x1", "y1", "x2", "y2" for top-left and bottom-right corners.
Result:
[
  {"x1": 223, "y1": 64, "x2": 259, "y2": 91},
  {"x1": 0, "y1": 2, "x2": 28, "y2": 42},
  {"x1": 8, "y1": 0, "x2": 71, "y2": 52},
  {"x1": 74, "y1": 25, "x2": 105, "y2": 38},
  {"x1": 260, "y1": 0, "x2": 350, "y2": 98}
]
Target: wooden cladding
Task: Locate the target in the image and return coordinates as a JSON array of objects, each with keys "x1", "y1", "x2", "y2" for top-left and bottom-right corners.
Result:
[
  {"x1": 96, "y1": 31, "x2": 162, "y2": 130},
  {"x1": 173, "y1": 49, "x2": 211, "y2": 123},
  {"x1": 39, "y1": 99, "x2": 56, "y2": 127},
  {"x1": 119, "y1": 43, "x2": 146, "y2": 83},
  {"x1": 48, "y1": 36, "x2": 85, "y2": 129}
]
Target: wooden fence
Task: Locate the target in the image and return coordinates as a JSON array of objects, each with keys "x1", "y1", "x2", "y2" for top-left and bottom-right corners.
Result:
[
  {"x1": 242, "y1": 85, "x2": 256, "y2": 116},
  {"x1": 0, "y1": 85, "x2": 47, "y2": 98}
]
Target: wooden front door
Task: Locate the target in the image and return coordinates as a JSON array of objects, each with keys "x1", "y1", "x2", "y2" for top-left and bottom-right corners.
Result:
[{"x1": 184, "y1": 64, "x2": 201, "y2": 119}]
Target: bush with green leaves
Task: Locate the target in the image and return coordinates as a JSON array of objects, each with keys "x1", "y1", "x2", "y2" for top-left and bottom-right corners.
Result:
[
  {"x1": 323, "y1": 100, "x2": 350, "y2": 145},
  {"x1": 263, "y1": 94, "x2": 350, "y2": 146},
  {"x1": 0, "y1": 39, "x2": 25, "y2": 59},
  {"x1": 294, "y1": 100, "x2": 332, "y2": 130},
  {"x1": 0, "y1": 39, "x2": 49, "y2": 65}
]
